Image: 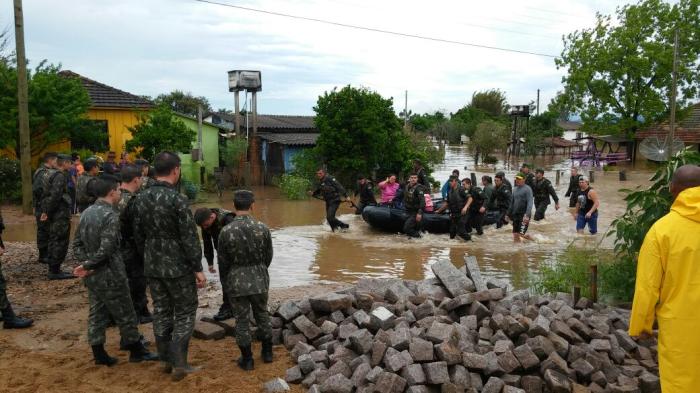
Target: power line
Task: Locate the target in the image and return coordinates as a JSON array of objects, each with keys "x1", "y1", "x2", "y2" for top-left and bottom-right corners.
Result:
[{"x1": 194, "y1": 0, "x2": 558, "y2": 58}]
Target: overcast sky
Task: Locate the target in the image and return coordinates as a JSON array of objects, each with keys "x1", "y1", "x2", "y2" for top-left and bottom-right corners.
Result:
[{"x1": 3, "y1": 0, "x2": 630, "y2": 116}]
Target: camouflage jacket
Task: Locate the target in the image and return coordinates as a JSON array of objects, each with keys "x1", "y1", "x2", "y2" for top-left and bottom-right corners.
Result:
[
  {"x1": 202, "y1": 208, "x2": 236, "y2": 266},
  {"x1": 217, "y1": 214, "x2": 273, "y2": 297},
  {"x1": 133, "y1": 180, "x2": 203, "y2": 278},
  {"x1": 72, "y1": 200, "x2": 127, "y2": 285},
  {"x1": 140, "y1": 176, "x2": 156, "y2": 191},
  {"x1": 312, "y1": 175, "x2": 347, "y2": 202},
  {"x1": 533, "y1": 178, "x2": 559, "y2": 204},
  {"x1": 40, "y1": 170, "x2": 71, "y2": 218},
  {"x1": 76, "y1": 173, "x2": 97, "y2": 206},
  {"x1": 117, "y1": 188, "x2": 141, "y2": 266},
  {"x1": 32, "y1": 164, "x2": 56, "y2": 210}
]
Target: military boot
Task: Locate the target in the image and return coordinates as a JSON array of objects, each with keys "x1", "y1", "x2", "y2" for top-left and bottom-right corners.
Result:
[
  {"x1": 125, "y1": 340, "x2": 159, "y2": 363},
  {"x1": 91, "y1": 344, "x2": 118, "y2": 367},
  {"x1": 47, "y1": 265, "x2": 75, "y2": 280},
  {"x1": 138, "y1": 307, "x2": 153, "y2": 324},
  {"x1": 261, "y1": 340, "x2": 273, "y2": 363},
  {"x1": 170, "y1": 336, "x2": 200, "y2": 382},
  {"x1": 213, "y1": 304, "x2": 233, "y2": 321},
  {"x1": 237, "y1": 345, "x2": 254, "y2": 370},
  {"x1": 120, "y1": 333, "x2": 149, "y2": 350},
  {"x1": 155, "y1": 335, "x2": 172, "y2": 374},
  {"x1": 2, "y1": 305, "x2": 34, "y2": 329}
]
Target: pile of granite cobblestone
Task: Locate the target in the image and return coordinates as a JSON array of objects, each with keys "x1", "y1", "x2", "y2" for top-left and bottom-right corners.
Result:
[{"x1": 262, "y1": 259, "x2": 659, "y2": 393}]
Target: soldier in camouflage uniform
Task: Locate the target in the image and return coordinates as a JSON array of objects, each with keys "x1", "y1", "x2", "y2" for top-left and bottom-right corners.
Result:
[
  {"x1": 532, "y1": 168, "x2": 560, "y2": 221},
  {"x1": 194, "y1": 207, "x2": 236, "y2": 321},
  {"x1": 490, "y1": 173, "x2": 512, "y2": 228},
  {"x1": 72, "y1": 175, "x2": 157, "y2": 365},
  {"x1": 403, "y1": 173, "x2": 426, "y2": 238},
  {"x1": 0, "y1": 205, "x2": 34, "y2": 329},
  {"x1": 32, "y1": 152, "x2": 58, "y2": 265},
  {"x1": 135, "y1": 159, "x2": 156, "y2": 191},
  {"x1": 118, "y1": 165, "x2": 152, "y2": 324},
  {"x1": 75, "y1": 158, "x2": 99, "y2": 213},
  {"x1": 133, "y1": 152, "x2": 206, "y2": 382},
  {"x1": 217, "y1": 190, "x2": 273, "y2": 370},
  {"x1": 311, "y1": 168, "x2": 350, "y2": 231},
  {"x1": 40, "y1": 154, "x2": 75, "y2": 280},
  {"x1": 520, "y1": 163, "x2": 536, "y2": 191}
]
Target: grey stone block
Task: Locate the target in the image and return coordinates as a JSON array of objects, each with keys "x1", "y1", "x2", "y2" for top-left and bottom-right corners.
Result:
[
  {"x1": 263, "y1": 377, "x2": 291, "y2": 392},
  {"x1": 590, "y1": 338, "x2": 612, "y2": 353},
  {"x1": 353, "y1": 310, "x2": 371, "y2": 327},
  {"x1": 431, "y1": 259, "x2": 475, "y2": 297},
  {"x1": 338, "y1": 323, "x2": 359, "y2": 340},
  {"x1": 285, "y1": 365, "x2": 303, "y2": 384},
  {"x1": 409, "y1": 337, "x2": 434, "y2": 362},
  {"x1": 374, "y1": 371, "x2": 407, "y2": 393},
  {"x1": 513, "y1": 344, "x2": 540, "y2": 370},
  {"x1": 327, "y1": 360, "x2": 352, "y2": 378},
  {"x1": 277, "y1": 300, "x2": 302, "y2": 321},
  {"x1": 321, "y1": 320, "x2": 339, "y2": 335},
  {"x1": 385, "y1": 281, "x2": 415, "y2": 303},
  {"x1": 482, "y1": 377, "x2": 505, "y2": 393},
  {"x1": 520, "y1": 375, "x2": 543, "y2": 393},
  {"x1": 320, "y1": 373, "x2": 353, "y2": 393},
  {"x1": 449, "y1": 364, "x2": 470, "y2": 388},
  {"x1": 310, "y1": 293, "x2": 353, "y2": 314},
  {"x1": 349, "y1": 329, "x2": 374, "y2": 354},
  {"x1": 497, "y1": 350, "x2": 521, "y2": 374},
  {"x1": 426, "y1": 321, "x2": 456, "y2": 343},
  {"x1": 543, "y1": 369, "x2": 571, "y2": 393},
  {"x1": 351, "y1": 362, "x2": 371, "y2": 387},
  {"x1": 370, "y1": 306, "x2": 396, "y2": 331},
  {"x1": 435, "y1": 341, "x2": 462, "y2": 365},
  {"x1": 402, "y1": 363, "x2": 427, "y2": 385},
  {"x1": 192, "y1": 320, "x2": 226, "y2": 340},
  {"x1": 371, "y1": 340, "x2": 387, "y2": 367},
  {"x1": 571, "y1": 357, "x2": 595, "y2": 380},
  {"x1": 462, "y1": 352, "x2": 487, "y2": 371},
  {"x1": 391, "y1": 327, "x2": 412, "y2": 351},
  {"x1": 298, "y1": 353, "x2": 317, "y2": 374},
  {"x1": 423, "y1": 361, "x2": 450, "y2": 384},
  {"x1": 293, "y1": 315, "x2": 322, "y2": 340}
]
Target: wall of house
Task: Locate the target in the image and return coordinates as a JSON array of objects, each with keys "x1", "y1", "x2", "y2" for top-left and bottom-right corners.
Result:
[
  {"x1": 87, "y1": 108, "x2": 144, "y2": 158},
  {"x1": 175, "y1": 115, "x2": 220, "y2": 178},
  {"x1": 1, "y1": 140, "x2": 72, "y2": 168}
]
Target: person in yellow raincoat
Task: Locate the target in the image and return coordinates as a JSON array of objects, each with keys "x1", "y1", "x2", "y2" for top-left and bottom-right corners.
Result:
[{"x1": 629, "y1": 164, "x2": 700, "y2": 393}]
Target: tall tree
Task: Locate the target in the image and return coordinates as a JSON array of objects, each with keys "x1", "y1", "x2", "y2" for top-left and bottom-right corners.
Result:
[
  {"x1": 154, "y1": 90, "x2": 212, "y2": 117},
  {"x1": 0, "y1": 61, "x2": 92, "y2": 158},
  {"x1": 556, "y1": 0, "x2": 700, "y2": 136},
  {"x1": 125, "y1": 104, "x2": 196, "y2": 161},
  {"x1": 311, "y1": 85, "x2": 439, "y2": 185},
  {"x1": 469, "y1": 89, "x2": 509, "y2": 117}
]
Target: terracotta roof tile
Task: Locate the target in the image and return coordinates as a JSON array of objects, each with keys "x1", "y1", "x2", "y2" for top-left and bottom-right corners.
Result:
[{"x1": 59, "y1": 70, "x2": 153, "y2": 109}]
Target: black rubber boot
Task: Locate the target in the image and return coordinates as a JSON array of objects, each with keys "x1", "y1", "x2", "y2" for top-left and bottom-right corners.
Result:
[
  {"x1": 91, "y1": 344, "x2": 118, "y2": 367},
  {"x1": 139, "y1": 308, "x2": 153, "y2": 324},
  {"x1": 237, "y1": 345, "x2": 254, "y2": 371},
  {"x1": 2, "y1": 305, "x2": 34, "y2": 329},
  {"x1": 47, "y1": 265, "x2": 75, "y2": 280},
  {"x1": 261, "y1": 340, "x2": 273, "y2": 364},
  {"x1": 213, "y1": 304, "x2": 233, "y2": 321},
  {"x1": 171, "y1": 336, "x2": 199, "y2": 382},
  {"x1": 155, "y1": 335, "x2": 172, "y2": 374},
  {"x1": 126, "y1": 340, "x2": 159, "y2": 363},
  {"x1": 119, "y1": 334, "x2": 149, "y2": 350}
]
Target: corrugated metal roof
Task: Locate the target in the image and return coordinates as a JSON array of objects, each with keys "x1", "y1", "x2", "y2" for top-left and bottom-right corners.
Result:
[
  {"x1": 208, "y1": 112, "x2": 316, "y2": 130},
  {"x1": 258, "y1": 133, "x2": 319, "y2": 145},
  {"x1": 60, "y1": 70, "x2": 154, "y2": 109}
]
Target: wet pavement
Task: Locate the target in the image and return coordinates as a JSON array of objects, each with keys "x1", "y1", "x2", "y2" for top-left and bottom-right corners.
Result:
[{"x1": 2, "y1": 145, "x2": 655, "y2": 291}]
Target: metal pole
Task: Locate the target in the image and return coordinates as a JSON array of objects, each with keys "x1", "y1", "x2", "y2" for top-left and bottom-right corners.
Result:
[
  {"x1": 555, "y1": 170, "x2": 560, "y2": 186},
  {"x1": 668, "y1": 28, "x2": 679, "y2": 159},
  {"x1": 536, "y1": 89, "x2": 540, "y2": 116},
  {"x1": 589, "y1": 265, "x2": 598, "y2": 303},
  {"x1": 197, "y1": 105, "x2": 203, "y2": 160},
  {"x1": 14, "y1": 0, "x2": 33, "y2": 215},
  {"x1": 234, "y1": 90, "x2": 240, "y2": 137}
]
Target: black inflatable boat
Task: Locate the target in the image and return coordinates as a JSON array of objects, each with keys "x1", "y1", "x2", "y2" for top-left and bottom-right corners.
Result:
[{"x1": 361, "y1": 205, "x2": 500, "y2": 234}]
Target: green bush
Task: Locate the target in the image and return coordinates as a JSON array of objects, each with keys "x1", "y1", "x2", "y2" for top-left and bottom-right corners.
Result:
[
  {"x1": 181, "y1": 179, "x2": 200, "y2": 201},
  {"x1": 529, "y1": 244, "x2": 635, "y2": 302},
  {"x1": 279, "y1": 174, "x2": 311, "y2": 200},
  {"x1": 0, "y1": 157, "x2": 22, "y2": 203}
]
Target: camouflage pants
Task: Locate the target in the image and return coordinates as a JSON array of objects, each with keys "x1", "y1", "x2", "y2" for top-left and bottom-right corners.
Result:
[
  {"x1": 86, "y1": 275, "x2": 140, "y2": 346},
  {"x1": 47, "y1": 214, "x2": 70, "y2": 267},
  {"x1": 35, "y1": 212, "x2": 50, "y2": 264},
  {"x1": 0, "y1": 262, "x2": 9, "y2": 310},
  {"x1": 229, "y1": 292, "x2": 272, "y2": 347},
  {"x1": 148, "y1": 275, "x2": 198, "y2": 341},
  {"x1": 124, "y1": 257, "x2": 148, "y2": 316}
]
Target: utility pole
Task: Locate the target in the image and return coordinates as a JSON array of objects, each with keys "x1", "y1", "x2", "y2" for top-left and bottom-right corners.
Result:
[
  {"x1": 668, "y1": 28, "x2": 679, "y2": 160},
  {"x1": 536, "y1": 89, "x2": 540, "y2": 116},
  {"x1": 404, "y1": 90, "x2": 408, "y2": 129},
  {"x1": 14, "y1": 0, "x2": 33, "y2": 215}
]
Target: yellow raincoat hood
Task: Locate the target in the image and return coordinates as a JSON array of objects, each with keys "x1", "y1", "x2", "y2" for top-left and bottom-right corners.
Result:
[
  {"x1": 629, "y1": 185, "x2": 700, "y2": 392},
  {"x1": 671, "y1": 185, "x2": 700, "y2": 222}
]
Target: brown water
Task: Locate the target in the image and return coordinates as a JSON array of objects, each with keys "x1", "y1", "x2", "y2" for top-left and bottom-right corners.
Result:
[{"x1": 3, "y1": 146, "x2": 655, "y2": 292}]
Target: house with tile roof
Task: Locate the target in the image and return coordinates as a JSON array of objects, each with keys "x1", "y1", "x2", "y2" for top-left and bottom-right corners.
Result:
[
  {"x1": 635, "y1": 103, "x2": 700, "y2": 159},
  {"x1": 60, "y1": 71, "x2": 154, "y2": 159},
  {"x1": 205, "y1": 111, "x2": 319, "y2": 180}
]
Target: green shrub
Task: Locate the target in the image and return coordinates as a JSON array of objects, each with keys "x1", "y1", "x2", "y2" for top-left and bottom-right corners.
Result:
[
  {"x1": 483, "y1": 155, "x2": 498, "y2": 164},
  {"x1": 279, "y1": 174, "x2": 311, "y2": 200},
  {"x1": 0, "y1": 157, "x2": 22, "y2": 203},
  {"x1": 181, "y1": 179, "x2": 200, "y2": 201},
  {"x1": 529, "y1": 244, "x2": 634, "y2": 302},
  {"x1": 72, "y1": 148, "x2": 96, "y2": 162}
]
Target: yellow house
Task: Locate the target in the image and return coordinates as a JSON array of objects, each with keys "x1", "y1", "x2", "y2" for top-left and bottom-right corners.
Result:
[{"x1": 60, "y1": 71, "x2": 154, "y2": 159}]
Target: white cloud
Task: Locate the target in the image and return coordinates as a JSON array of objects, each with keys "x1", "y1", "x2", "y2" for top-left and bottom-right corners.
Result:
[{"x1": 4, "y1": 0, "x2": 629, "y2": 115}]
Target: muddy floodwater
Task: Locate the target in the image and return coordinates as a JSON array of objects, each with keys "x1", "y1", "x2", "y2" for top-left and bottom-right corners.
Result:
[{"x1": 3, "y1": 146, "x2": 656, "y2": 292}]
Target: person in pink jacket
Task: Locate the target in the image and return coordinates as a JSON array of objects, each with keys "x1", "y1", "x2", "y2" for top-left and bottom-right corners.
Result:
[{"x1": 378, "y1": 174, "x2": 400, "y2": 206}]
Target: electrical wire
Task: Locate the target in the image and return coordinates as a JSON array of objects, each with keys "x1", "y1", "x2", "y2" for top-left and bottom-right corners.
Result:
[{"x1": 194, "y1": 0, "x2": 559, "y2": 58}]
